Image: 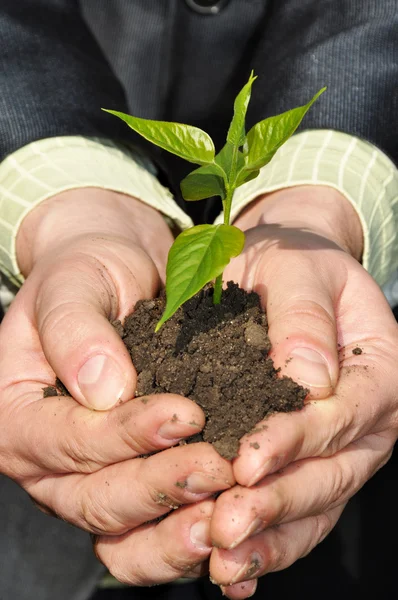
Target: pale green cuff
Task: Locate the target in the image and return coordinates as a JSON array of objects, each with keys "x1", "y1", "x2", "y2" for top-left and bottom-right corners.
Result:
[
  {"x1": 0, "y1": 136, "x2": 193, "y2": 287},
  {"x1": 1, "y1": 131, "x2": 397, "y2": 290},
  {"x1": 214, "y1": 130, "x2": 398, "y2": 287}
]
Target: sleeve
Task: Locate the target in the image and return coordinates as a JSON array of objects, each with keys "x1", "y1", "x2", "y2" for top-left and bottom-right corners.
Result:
[
  {"x1": 249, "y1": 0, "x2": 398, "y2": 166},
  {"x1": 0, "y1": 0, "x2": 134, "y2": 159},
  {"x1": 218, "y1": 0, "x2": 398, "y2": 286},
  {"x1": 0, "y1": 1, "x2": 192, "y2": 287},
  {"x1": 214, "y1": 130, "x2": 398, "y2": 287},
  {"x1": 0, "y1": 136, "x2": 193, "y2": 287}
]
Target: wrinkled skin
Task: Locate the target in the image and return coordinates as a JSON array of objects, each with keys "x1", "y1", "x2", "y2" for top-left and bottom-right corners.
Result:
[
  {"x1": 209, "y1": 186, "x2": 398, "y2": 598},
  {"x1": 2, "y1": 185, "x2": 397, "y2": 595},
  {"x1": 1, "y1": 189, "x2": 234, "y2": 585}
]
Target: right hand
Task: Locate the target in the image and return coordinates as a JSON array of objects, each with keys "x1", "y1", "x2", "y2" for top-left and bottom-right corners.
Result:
[{"x1": 0, "y1": 188, "x2": 235, "y2": 585}]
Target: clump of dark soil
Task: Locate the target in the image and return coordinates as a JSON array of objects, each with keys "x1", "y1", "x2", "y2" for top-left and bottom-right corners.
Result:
[{"x1": 118, "y1": 282, "x2": 306, "y2": 459}]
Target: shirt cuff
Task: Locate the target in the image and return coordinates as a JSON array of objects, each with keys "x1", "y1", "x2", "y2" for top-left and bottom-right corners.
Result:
[
  {"x1": 0, "y1": 136, "x2": 193, "y2": 287},
  {"x1": 214, "y1": 130, "x2": 398, "y2": 287}
]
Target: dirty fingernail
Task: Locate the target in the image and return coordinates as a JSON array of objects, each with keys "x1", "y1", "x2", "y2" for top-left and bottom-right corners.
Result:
[
  {"x1": 186, "y1": 472, "x2": 232, "y2": 494},
  {"x1": 157, "y1": 419, "x2": 202, "y2": 440},
  {"x1": 190, "y1": 519, "x2": 212, "y2": 550},
  {"x1": 77, "y1": 355, "x2": 127, "y2": 410},
  {"x1": 230, "y1": 552, "x2": 263, "y2": 585},
  {"x1": 285, "y1": 347, "x2": 332, "y2": 388}
]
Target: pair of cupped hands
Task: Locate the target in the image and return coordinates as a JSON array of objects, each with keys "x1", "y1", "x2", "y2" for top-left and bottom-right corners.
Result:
[{"x1": 1, "y1": 184, "x2": 398, "y2": 599}]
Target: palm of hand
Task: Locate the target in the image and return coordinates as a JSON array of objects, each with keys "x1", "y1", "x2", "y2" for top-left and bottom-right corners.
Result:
[
  {"x1": 0, "y1": 233, "x2": 234, "y2": 586},
  {"x1": 207, "y1": 224, "x2": 398, "y2": 598}
]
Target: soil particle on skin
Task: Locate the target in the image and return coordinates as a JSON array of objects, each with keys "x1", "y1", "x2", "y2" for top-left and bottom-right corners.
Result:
[
  {"x1": 155, "y1": 493, "x2": 180, "y2": 510},
  {"x1": 43, "y1": 378, "x2": 70, "y2": 398},
  {"x1": 352, "y1": 347, "x2": 363, "y2": 355},
  {"x1": 244, "y1": 557, "x2": 261, "y2": 579},
  {"x1": 175, "y1": 480, "x2": 188, "y2": 489},
  {"x1": 43, "y1": 386, "x2": 58, "y2": 398},
  {"x1": 120, "y1": 282, "x2": 306, "y2": 460}
]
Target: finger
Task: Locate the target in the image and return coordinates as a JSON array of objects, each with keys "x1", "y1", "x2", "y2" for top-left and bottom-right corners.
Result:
[
  {"x1": 211, "y1": 432, "x2": 392, "y2": 550},
  {"x1": 234, "y1": 363, "x2": 398, "y2": 488},
  {"x1": 210, "y1": 504, "x2": 344, "y2": 586},
  {"x1": 27, "y1": 443, "x2": 235, "y2": 534},
  {"x1": 32, "y1": 238, "x2": 160, "y2": 409},
  {"x1": 0, "y1": 296, "x2": 208, "y2": 479},
  {"x1": 2, "y1": 392, "x2": 205, "y2": 479},
  {"x1": 261, "y1": 247, "x2": 342, "y2": 399},
  {"x1": 226, "y1": 227, "x2": 343, "y2": 399},
  {"x1": 94, "y1": 500, "x2": 215, "y2": 586},
  {"x1": 220, "y1": 579, "x2": 258, "y2": 599},
  {"x1": 180, "y1": 560, "x2": 210, "y2": 579}
]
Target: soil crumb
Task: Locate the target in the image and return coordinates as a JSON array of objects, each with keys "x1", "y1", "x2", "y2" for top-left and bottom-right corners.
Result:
[{"x1": 120, "y1": 283, "x2": 306, "y2": 459}]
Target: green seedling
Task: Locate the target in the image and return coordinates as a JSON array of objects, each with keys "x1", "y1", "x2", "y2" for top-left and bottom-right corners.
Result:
[{"x1": 103, "y1": 74, "x2": 325, "y2": 330}]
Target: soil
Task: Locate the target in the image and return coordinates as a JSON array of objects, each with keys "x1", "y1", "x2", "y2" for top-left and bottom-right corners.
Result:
[
  {"x1": 119, "y1": 282, "x2": 306, "y2": 459},
  {"x1": 44, "y1": 282, "x2": 306, "y2": 459}
]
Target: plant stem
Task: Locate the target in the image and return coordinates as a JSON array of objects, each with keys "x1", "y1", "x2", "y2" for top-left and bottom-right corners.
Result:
[
  {"x1": 213, "y1": 183, "x2": 236, "y2": 305},
  {"x1": 223, "y1": 188, "x2": 233, "y2": 228},
  {"x1": 213, "y1": 274, "x2": 223, "y2": 304}
]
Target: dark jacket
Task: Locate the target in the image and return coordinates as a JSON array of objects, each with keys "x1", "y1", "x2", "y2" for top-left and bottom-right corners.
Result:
[
  {"x1": 0, "y1": 4, "x2": 398, "y2": 600},
  {"x1": 0, "y1": 0, "x2": 397, "y2": 222}
]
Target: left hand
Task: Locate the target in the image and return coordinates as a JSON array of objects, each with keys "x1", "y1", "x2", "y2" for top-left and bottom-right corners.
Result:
[{"x1": 207, "y1": 186, "x2": 398, "y2": 598}]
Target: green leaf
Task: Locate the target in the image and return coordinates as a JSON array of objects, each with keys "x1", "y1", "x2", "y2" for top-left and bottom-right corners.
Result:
[
  {"x1": 235, "y1": 168, "x2": 260, "y2": 187},
  {"x1": 243, "y1": 87, "x2": 326, "y2": 172},
  {"x1": 156, "y1": 224, "x2": 245, "y2": 330},
  {"x1": 181, "y1": 164, "x2": 225, "y2": 201},
  {"x1": 215, "y1": 142, "x2": 245, "y2": 180},
  {"x1": 227, "y1": 70, "x2": 257, "y2": 147},
  {"x1": 102, "y1": 109, "x2": 215, "y2": 165}
]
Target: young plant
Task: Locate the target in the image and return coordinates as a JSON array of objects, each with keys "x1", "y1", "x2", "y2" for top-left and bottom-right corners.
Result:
[{"x1": 103, "y1": 74, "x2": 325, "y2": 330}]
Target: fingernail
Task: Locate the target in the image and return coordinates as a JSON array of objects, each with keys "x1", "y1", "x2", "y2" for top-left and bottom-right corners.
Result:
[
  {"x1": 247, "y1": 455, "x2": 282, "y2": 487},
  {"x1": 185, "y1": 472, "x2": 232, "y2": 494},
  {"x1": 190, "y1": 519, "x2": 212, "y2": 550},
  {"x1": 230, "y1": 552, "x2": 262, "y2": 585},
  {"x1": 157, "y1": 419, "x2": 202, "y2": 441},
  {"x1": 285, "y1": 347, "x2": 332, "y2": 388},
  {"x1": 228, "y1": 518, "x2": 264, "y2": 550},
  {"x1": 77, "y1": 354, "x2": 127, "y2": 410}
]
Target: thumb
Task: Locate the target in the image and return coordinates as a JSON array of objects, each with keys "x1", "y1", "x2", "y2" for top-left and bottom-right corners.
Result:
[
  {"x1": 259, "y1": 254, "x2": 340, "y2": 400},
  {"x1": 33, "y1": 243, "x2": 160, "y2": 410}
]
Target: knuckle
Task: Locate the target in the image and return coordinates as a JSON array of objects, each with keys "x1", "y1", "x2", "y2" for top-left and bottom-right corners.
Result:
[
  {"x1": 266, "y1": 527, "x2": 289, "y2": 572},
  {"x1": 78, "y1": 486, "x2": 123, "y2": 534},
  {"x1": 328, "y1": 460, "x2": 354, "y2": 507},
  {"x1": 312, "y1": 512, "x2": 334, "y2": 546},
  {"x1": 148, "y1": 486, "x2": 182, "y2": 511},
  {"x1": 275, "y1": 299, "x2": 335, "y2": 337},
  {"x1": 61, "y1": 434, "x2": 103, "y2": 473},
  {"x1": 320, "y1": 407, "x2": 354, "y2": 457},
  {"x1": 107, "y1": 559, "x2": 145, "y2": 586},
  {"x1": 134, "y1": 458, "x2": 184, "y2": 516},
  {"x1": 385, "y1": 401, "x2": 398, "y2": 435},
  {"x1": 134, "y1": 460, "x2": 182, "y2": 512},
  {"x1": 265, "y1": 484, "x2": 290, "y2": 525},
  {"x1": 160, "y1": 548, "x2": 194, "y2": 574},
  {"x1": 105, "y1": 548, "x2": 159, "y2": 587},
  {"x1": 112, "y1": 409, "x2": 151, "y2": 456},
  {"x1": 93, "y1": 539, "x2": 146, "y2": 587}
]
